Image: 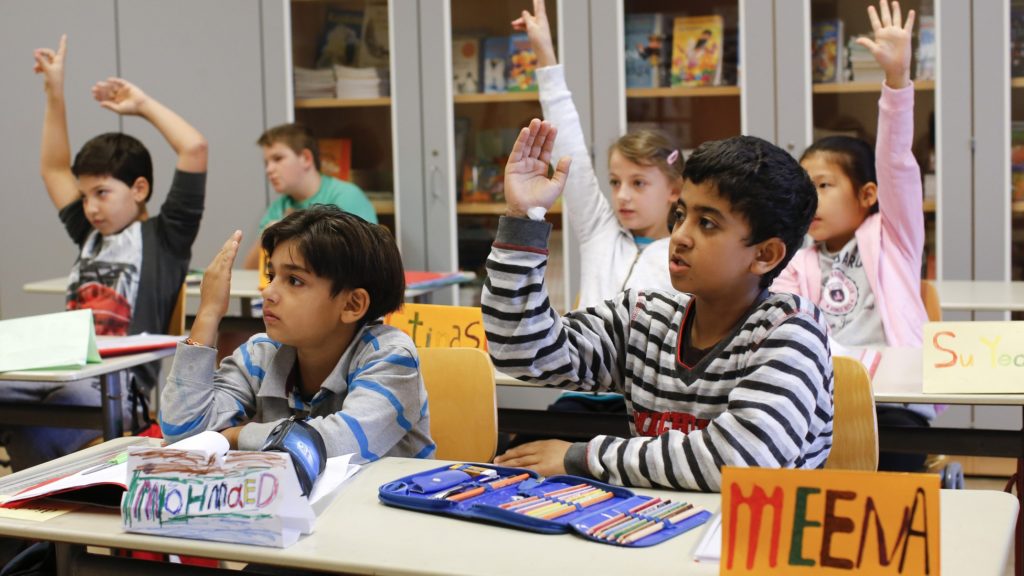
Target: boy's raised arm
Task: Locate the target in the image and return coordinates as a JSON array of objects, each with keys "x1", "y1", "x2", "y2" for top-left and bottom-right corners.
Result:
[
  {"x1": 93, "y1": 78, "x2": 208, "y2": 173},
  {"x1": 35, "y1": 35, "x2": 80, "y2": 211}
]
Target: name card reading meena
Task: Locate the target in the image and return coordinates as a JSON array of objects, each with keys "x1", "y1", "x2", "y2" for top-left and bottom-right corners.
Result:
[
  {"x1": 924, "y1": 321, "x2": 1024, "y2": 393},
  {"x1": 721, "y1": 467, "x2": 940, "y2": 575},
  {"x1": 120, "y1": 447, "x2": 315, "y2": 548}
]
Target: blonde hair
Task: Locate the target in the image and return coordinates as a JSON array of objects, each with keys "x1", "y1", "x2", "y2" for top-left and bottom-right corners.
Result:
[{"x1": 608, "y1": 130, "x2": 684, "y2": 183}]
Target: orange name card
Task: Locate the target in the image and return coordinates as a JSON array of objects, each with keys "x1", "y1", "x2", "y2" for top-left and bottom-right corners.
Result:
[
  {"x1": 924, "y1": 321, "x2": 1024, "y2": 393},
  {"x1": 383, "y1": 303, "x2": 486, "y2": 350},
  {"x1": 721, "y1": 467, "x2": 940, "y2": 575}
]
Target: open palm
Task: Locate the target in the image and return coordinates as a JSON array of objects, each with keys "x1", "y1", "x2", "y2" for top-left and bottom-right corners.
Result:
[
  {"x1": 856, "y1": 0, "x2": 915, "y2": 86},
  {"x1": 504, "y1": 119, "x2": 571, "y2": 216}
]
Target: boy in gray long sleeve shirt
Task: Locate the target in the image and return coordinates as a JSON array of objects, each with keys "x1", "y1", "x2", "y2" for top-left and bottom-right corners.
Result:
[{"x1": 161, "y1": 205, "x2": 433, "y2": 462}]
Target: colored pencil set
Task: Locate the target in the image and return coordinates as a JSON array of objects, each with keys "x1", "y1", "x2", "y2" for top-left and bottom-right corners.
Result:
[
  {"x1": 498, "y1": 483, "x2": 614, "y2": 521},
  {"x1": 584, "y1": 498, "x2": 707, "y2": 545}
]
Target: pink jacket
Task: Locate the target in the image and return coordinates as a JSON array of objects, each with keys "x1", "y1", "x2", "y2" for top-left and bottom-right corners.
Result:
[{"x1": 774, "y1": 83, "x2": 927, "y2": 348}]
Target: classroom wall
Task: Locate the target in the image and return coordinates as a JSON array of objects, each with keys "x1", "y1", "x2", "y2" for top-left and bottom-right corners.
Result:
[{"x1": 0, "y1": 0, "x2": 289, "y2": 321}]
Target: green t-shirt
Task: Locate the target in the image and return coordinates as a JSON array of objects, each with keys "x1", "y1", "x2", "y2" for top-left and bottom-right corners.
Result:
[{"x1": 259, "y1": 175, "x2": 378, "y2": 230}]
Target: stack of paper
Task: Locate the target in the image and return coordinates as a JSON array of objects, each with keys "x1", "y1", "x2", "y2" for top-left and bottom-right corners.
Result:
[
  {"x1": 693, "y1": 512, "x2": 721, "y2": 563},
  {"x1": 294, "y1": 67, "x2": 336, "y2": 99},
  {"x1": 847, "y1": 38, "x2": 884, "y2": 83},
  {"x1": 334, "y1": 64, "x2": 388, "y2": 99}
]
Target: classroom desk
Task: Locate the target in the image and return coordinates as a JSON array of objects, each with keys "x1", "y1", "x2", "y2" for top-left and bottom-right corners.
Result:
[
  {"x1": 932, "y1": 280, "x2": 1024, "y2": 312},
  {"x1": 0, "y1": 349, "x2": 174, "y2": 441},
  {"x1": 0, "y1": 454, "x2": 1014, "y2": 576}
]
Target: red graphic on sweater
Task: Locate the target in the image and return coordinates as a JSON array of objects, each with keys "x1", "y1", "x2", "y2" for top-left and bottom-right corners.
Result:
[
  {"x1": 67, "y1": 282, "x2": 131, "y2": 335},
  {"x1": 634, "y1": 411, "x2": 709, "y2": 435}
]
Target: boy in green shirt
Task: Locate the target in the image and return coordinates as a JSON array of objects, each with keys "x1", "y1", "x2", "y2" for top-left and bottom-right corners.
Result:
[{"x1": 243, "y1": 123, "x2": 377, "y2": 268}]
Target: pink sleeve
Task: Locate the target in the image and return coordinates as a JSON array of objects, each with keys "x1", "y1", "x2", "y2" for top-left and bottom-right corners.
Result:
[{"x1": 875, "y1": 83, "x2": 924, "y2": 262}]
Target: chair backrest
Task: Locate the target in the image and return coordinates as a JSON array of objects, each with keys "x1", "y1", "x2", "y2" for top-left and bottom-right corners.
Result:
[
  {"x1": 417, "y1": 347, "x2": 498, "y2": 462},
  {"x1": 167, "y1": 283, "x2": 187, "y2": 336},
  {"x1": 825, "y1": 356, "x2": 879, "y2": 472},
  {"x1": 921, "y1": 280, "x2": 942, "y2": 322}
]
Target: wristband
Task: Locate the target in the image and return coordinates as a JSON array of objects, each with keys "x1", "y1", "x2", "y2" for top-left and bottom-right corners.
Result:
[{"x1": 261, "y1": 416, "x2": 327, "y2": 497}]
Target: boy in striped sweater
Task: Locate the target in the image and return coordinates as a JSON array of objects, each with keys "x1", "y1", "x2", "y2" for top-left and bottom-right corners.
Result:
[
  {"x1": 161, "y1": 205, "x2": 434, "y2": 463},
  {"x1": 488, "y1": 121, "x2": 832, "y2": 491}
]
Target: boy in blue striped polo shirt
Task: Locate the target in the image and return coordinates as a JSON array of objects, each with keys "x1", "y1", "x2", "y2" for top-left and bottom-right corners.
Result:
[{"x1": 160, "y1": 205, "x2": 433, "y2": 462}]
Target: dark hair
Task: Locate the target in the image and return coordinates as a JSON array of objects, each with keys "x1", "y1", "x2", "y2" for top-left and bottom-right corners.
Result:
[
  {"x1": 801, "y1": 136, "x2": 879, "y2": 215},
  {"x1": 261, "y1": 205, "x2": 405, "y2": 326},
  {"x1": 71, "y1": 133, "x2": 154, "y2": 201},
  {"x1": 258, "y1": 123, "x2": 321, "y2": 171},
  {"x1": 681, "y1": 135, "x2": 817, "y2": 289}
]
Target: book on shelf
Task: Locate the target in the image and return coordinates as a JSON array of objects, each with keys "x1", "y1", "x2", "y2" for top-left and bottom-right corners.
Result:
[
  {"x1": 318, "y1": 138, "x2": 352, "y2": 182},
  {"x1": 294, "y1": 67, "x2": 336, "y2": 100},
  {"x1": 1013, "y1": 6, "x2": 1024, "y2": 77},
  {"x1": 482, "y1": 36, "x2": 508, "y2": 93},
  {"x1": 316, "y1": 7, "x2": 363, "y2": 69},
  {"x1": 811, "y1": 19, "x2": 844, "y2": 83},
  {"x1": 357, "y1": 0, "x2": 389, "y2": 69},
  {"x1": 670, "y1": 15, "x2": 724, "y2": 87},
  {"x1": 334, "y1": 64, "x2": 388, "y2": 99},
  {"x1": 847, "y1": 37, "x2": 883, "y2": 83},
  {"x1": 454, "y1": 117, "x2": 471, "y2": 196},
  {"x1": 453, "y1": 36, "x2": 482, "y2": 94},
  {"x1": 915, "y1": 14, "x2": 935, "y2": 81},
  {"x1": 506, "y1": 33, "x2": 538, "y2": 92},
  {"x1": 625, "y1": 13, "x2": 668, "y2": 89}
]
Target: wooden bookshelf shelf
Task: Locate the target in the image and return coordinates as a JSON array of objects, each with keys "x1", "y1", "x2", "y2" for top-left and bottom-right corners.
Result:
[
  {"x1": 456, "y1": 202, "x2": 562, "y2": 215},
  {"x1": 454, "y1": 92, "x2": 540, "y2": 104},
  {"x1": 924, "y1": 199, "x2": 935, "y2": 213},
  {"x1": 626, "y1": 86, "x2": 741, "y2": 99},
  {"x1": 295, "y1": 97, "x2": 391, "y2": 109},
  {"x1": 813, "y1": 79, "x2": 935, "y2": 94},
  {"x1": 370, "y1": 199, "x2": 395, "y2": 215},
  {"x1": 1012, "y1": 78, "x2": 1024, "y2": 89}
]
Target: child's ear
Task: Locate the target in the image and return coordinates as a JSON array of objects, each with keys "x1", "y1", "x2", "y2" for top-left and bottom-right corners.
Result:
[
  {"x1": 339, "y1": 288, "x2": 371, "y2": 324},
  {"x1": 300, "y1": 149, "x2": 316, "y2": 171},
  {"x1": 130, "y1": 177, "x2": 150, "y2": 204},
  {"x1": 858, "y1": 182, "x2": 878, "y2": 210},
  {"x1": 750, "y1": 237, "x2": 787, "y2": 277}
]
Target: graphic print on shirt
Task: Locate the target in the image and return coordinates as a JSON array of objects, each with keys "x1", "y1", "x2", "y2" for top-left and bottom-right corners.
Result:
[
  {"x1": 66, "y1": 223, "x2": 142, "y2": 336},
  {"x1": 634, "y1": 410, "x2": 709, "y2": 435}
]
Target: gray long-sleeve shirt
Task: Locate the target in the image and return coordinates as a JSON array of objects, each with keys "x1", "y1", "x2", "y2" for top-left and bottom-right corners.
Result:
[{"x1": 160, "y1": 323, "x2": 434, "y2": 463}]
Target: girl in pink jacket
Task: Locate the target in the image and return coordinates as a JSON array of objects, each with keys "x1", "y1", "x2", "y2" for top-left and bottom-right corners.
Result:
[{"x1": 774, "y1": 1, "x2": 929, "y2": 471}]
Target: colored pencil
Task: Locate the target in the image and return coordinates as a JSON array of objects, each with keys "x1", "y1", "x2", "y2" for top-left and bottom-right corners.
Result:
[
  {"x1": 447, "y1": 473, "x2": 530, "y2": 502},
  {"x1": 619, "y1": 505, "x2": 706, "y2": 545}
]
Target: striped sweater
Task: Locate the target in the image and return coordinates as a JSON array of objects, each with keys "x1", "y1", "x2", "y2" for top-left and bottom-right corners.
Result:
[
  {"x1": 160, "y1": 323, "x2": 434, "y2": 464},
  {"x1": 483, "y1": 217, "x2": 834, "y2": 491}
]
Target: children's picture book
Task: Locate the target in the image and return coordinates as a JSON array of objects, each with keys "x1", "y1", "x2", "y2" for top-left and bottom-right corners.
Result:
[
  {"x1": 482, "y1": 36, "x2": 508, "y2": 93},
  {"x1": 452, "y1": 37, "x2": 481, "y2": 94},
  {"x1": 670, "y1": 15, "x2": 724, "y2": 87},
  {"x1": 318, "y1": 138, "x2": 352, "y2": 182},
  {"x1": 316, "y1": 8, "x2": 363, "y2": 68},
  {"x1": 625, "y1": 13, "x2": 668, "y2": 88},
  {"x1": 507, "y1": 33, "x2": 538, "y2": 92},
  {"x1": 357, "y1": 0, "x2": 389, "y2": 69},
  {"x1": 811, "y1": 19, "x2": 844, "y2": 83},
  {"x1": 915, "y1": 14, "x2": 935, "y2": 81}
]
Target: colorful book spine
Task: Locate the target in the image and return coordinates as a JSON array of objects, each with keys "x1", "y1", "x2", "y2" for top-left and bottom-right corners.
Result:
[
  {"x1": 506, "y1": 33, "x2": 538, "y2": 92},
  {"x1": 452, "y1": 36, "x2": 481, "y2": 94},
  {"x1": 482, "y1": 36, "x2": 508, "y2": 93},
  {"x1": 811, "y1": 19, "x2": 844, "y2": 83},
  {"x1": 670, "y1": 15, "x2": 724, "y2": 87},
  {"x1": 625, "y1": 13, "x2": 667, "y2": 88}
]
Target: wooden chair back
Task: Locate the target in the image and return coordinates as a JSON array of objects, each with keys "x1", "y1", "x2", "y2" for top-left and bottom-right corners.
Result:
[
  {"x1": 417, "y1": 347, "x2": 498, "y2": 462},
  {"x1": 825, "y1": 356, "x2": 879, "y2": 471}
]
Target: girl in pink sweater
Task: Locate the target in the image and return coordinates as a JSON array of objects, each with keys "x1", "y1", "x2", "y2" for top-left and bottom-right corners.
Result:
[{"x1": 774, "y1": 1, "x2": 930, "y2": 471}]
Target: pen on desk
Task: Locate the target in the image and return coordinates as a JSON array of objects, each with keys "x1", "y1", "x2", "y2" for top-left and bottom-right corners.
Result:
[
  {"x1": 80, "y1": 452, "x2": 128, "y2": 475},
  {"x1": 447, "y1": 473, "x2": 530, "y2": 502}
]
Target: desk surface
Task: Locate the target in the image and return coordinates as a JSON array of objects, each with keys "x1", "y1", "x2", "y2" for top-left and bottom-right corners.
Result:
[
  {"x1": 497, "y1": 348, "x2": 1024, "y2": 407},
  {"x1": 0, "y1": 456, "x2": 1014, "y2": 576},
  {"x1": 932, "y1": 280, "x2": 1024, "y2": 312},
  {"x1": 0, "y1": 348, "x2": 175, "y2": 382},
  {"x1": 25, "y1": 270, "x2": 475, "y2": 301}
]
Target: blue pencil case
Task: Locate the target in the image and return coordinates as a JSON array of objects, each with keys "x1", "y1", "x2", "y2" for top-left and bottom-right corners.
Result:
[{"x1": 378, "y1": 462, "x2": 711, "y2": 547}]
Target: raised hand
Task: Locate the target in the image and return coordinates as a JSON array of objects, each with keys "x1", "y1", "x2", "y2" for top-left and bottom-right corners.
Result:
[
  {"x1": 92, "y1": 77, "x2": 151, "y2": 116},
  {"x1": 33, "y1": 34, "x2": 67, "y2": 95},
  {"x1": 191, "y1": 231, "x2": 243, "y2": 348},
  {"x1": 856, "y1": 0, "x2": 915, "y2": 89},
  {"x1": 511, "y1": 0, "x2": 556, "y2": 67},
  {"x1": 504, "y1": 119, "x2": 571, "y2": 218}
]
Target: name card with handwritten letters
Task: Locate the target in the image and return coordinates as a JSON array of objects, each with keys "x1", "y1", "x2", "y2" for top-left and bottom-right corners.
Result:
[
  {"x1": 721, "y1": 467, "x2": 940, "y2": 575},
  {"x1": 923, "y1": 321, "x2": 1024, "y2": 393},
  {"x1": 384, "y1": 303, "x2": 486, "y2": 350},
  {"x1": 120, "y1": 448, "x2": 314, "y2": 548}
]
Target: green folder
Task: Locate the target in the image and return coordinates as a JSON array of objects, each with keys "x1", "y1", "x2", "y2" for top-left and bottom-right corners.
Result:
[{"x1": 0, "y1": 309, "x2": 101, "y2": 372}]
